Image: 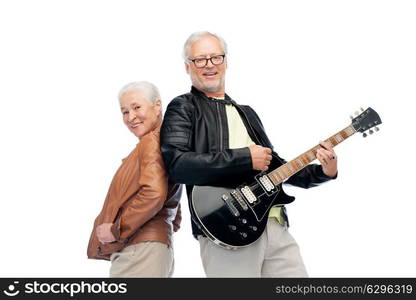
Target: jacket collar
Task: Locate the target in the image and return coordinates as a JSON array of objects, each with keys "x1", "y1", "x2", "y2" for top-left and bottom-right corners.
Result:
[
  {"x1": 190, "y1": 86, "x2": 235, "y2": 104},
  {"x1": 137, "y1": 118, "x2": 162, "y2": 143}
]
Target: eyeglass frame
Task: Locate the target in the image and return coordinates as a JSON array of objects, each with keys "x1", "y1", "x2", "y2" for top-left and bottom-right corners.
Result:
[{"x1": 187, "y1": 54, "x2": 226, "y2": 68}]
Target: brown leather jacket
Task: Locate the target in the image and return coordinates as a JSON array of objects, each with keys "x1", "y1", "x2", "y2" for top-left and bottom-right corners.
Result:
[{"x1": 87, "y1": 123, "x2": 182, "y2": 260}]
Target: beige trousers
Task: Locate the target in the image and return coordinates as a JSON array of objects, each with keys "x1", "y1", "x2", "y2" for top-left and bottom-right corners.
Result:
[
  {"x1": 198, "y1": 218, "x2": 308, "y2": 277},
  {"x1": 109, "y1": 241, "x2": 174, "y2": 278}
]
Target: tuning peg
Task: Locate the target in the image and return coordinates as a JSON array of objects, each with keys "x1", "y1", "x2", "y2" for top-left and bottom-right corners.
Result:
[
  {"x1": 360, "y1": 107, "x2": 364, "y2": 112},
  {"x1": 350, "y1": 115, "x2": 354, "y2": 120},
  {"x1": 375, "y1": 126, "x2": 379, "y2": 132},
  {"x1": 362, "y1": 132, "x2": 367, "y2": 138},
  {"x1": 369, "y1": 129, "x2": 374, "y2": 135}
]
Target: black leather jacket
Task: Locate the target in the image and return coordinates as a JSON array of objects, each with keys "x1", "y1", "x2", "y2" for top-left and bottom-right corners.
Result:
[{"x1": 161, "y1": 87, "x2": 335, "y2": 236}]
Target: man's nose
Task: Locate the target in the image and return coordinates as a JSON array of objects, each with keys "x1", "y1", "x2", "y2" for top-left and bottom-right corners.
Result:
[{"x1": 205, "y1": 58, "x2": 215, "y2": 68}]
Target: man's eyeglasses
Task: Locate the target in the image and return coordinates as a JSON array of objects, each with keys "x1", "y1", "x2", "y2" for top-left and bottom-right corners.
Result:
[{"x1": 188, "y1": 55, "x2": 225, "y2": 68}]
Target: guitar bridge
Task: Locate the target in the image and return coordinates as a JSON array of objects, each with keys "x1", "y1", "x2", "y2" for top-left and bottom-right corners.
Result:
[
  {"x1": 221, "y1": 194, "x2": 240, "y2": 217},
  {"x1": 231, "y1": 190, "x2": 248, "y2": 211}
]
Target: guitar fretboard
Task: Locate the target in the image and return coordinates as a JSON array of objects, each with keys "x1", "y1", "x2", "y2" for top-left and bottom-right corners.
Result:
[{"x1": 268, "y1": 125, "x2": 356, "y2": 185}]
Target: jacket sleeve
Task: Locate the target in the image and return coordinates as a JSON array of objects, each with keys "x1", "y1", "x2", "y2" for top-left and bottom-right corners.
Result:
[
  {"x1": 111, "y1": 142, "x2": 168, "y2": 242},
  {"x1": 273, "y1": 150, "x2": 337, "y2": 189},
  {"x1": 285, "y1": 162, "x2": 336, "y2": 188},
  {"x1": 161, "y1": 97, "x2": 253, "y2": 185}
]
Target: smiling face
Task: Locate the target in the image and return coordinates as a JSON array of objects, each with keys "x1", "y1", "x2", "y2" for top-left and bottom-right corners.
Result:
[
  {"x1": 185, "y1": 35, "x2": 227, "y2": 98},
  {"x1": 119, "y1": 89, "x2": 161, "y2": 139}
]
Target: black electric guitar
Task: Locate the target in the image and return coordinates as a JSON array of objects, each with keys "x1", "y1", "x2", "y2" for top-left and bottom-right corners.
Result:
[{"x1": 190, "y1": 107, "x2": 382, "y2": 249}]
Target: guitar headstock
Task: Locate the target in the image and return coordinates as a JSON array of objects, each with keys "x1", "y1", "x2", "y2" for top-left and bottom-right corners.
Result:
[{"x1": 351, "y1": 107, "x2": 382, "y2": 137}]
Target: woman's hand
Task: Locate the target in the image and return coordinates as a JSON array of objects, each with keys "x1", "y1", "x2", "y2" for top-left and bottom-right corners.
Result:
[{"x1": 96, "y1": 223, "x2": 116, "y2": 244}]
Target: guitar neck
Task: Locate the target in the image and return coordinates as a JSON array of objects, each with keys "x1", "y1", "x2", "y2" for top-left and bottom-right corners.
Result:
[{"x1": 268, "y1": 125, "x2": 356, "y2": 185}]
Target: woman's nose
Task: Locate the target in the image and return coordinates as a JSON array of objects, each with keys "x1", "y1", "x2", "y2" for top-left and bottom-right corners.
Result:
[{"x1": 128, "y1": 110, "x2": 136, "y2": 122}]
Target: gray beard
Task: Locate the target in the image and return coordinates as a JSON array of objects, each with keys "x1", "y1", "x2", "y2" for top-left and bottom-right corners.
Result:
[
  {"x1": 198, "y1": 78, "x2": 223, "y2": 93},
  {"x1": 203, "y1": 84, "x2": 221, "y2": 92}
]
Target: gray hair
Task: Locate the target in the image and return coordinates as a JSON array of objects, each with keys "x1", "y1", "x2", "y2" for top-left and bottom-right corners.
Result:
[
  {"x1": 182, "y1": 31, "x2": 228, "y2": 61},
  {"x1": 118, "y1": 81, "x2": 161, "y2": 104}
]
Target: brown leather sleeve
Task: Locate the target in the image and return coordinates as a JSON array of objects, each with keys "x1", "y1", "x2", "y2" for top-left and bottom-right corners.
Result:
[{"x1": 113, "y1": 137, "x2": 168, "y2": 242}]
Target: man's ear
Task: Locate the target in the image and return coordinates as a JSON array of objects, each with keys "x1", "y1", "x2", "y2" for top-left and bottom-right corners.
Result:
[{"x1": 185, "y1": 62, "x2": 190, "y2": 74}]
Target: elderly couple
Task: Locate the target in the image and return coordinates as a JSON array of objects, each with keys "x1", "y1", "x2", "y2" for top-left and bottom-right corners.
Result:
[{"x1": 87, "y1": 31, "x2": 338, "y2": 278}]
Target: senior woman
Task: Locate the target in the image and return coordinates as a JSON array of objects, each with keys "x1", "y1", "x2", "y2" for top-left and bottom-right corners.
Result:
[{"x1": 87, "y1": 81, "x2": 182, "y2": 277}]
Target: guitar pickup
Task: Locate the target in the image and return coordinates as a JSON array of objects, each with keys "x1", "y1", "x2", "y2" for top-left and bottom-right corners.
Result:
[
  {"x1": 259, "y1": 174, "x2": 274, "y2": 191},
  {"x1": 255, "y1": 174, "x2": 279, "y2": 196},
  {"x1": 240, "y1": 186, "x2": 257, "y2": 204},
  {"x1": 221, "y1": 195, "x2": 240, "y2": 217}
]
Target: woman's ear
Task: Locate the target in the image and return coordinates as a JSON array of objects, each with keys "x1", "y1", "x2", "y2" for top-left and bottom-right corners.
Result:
[{"x1": 155, "y1": 99, "x2": 162, "y2": 117}]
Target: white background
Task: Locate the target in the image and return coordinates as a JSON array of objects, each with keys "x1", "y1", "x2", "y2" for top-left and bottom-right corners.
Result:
[{"x1": 0, "y1": 0, "x2": 415, "y2": 277}]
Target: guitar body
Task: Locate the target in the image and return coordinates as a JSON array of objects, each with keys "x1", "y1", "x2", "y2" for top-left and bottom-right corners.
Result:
[{"x1": 190, "y1": 163, "x2": 295, "y2": 249}]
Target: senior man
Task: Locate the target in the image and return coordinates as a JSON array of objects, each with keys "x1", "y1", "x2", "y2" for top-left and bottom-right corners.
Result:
[{"x1": 160, "y1": 32, "x2": 338, "y2": 277}]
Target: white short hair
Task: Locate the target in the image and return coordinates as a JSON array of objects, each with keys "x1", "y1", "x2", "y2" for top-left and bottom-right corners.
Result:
[
  {"x1": 182, "y1": 31, "x2": 228, "y2": 61},
  {"x1": 118, "y1": 81, "x2": 161, "y2": 104}
]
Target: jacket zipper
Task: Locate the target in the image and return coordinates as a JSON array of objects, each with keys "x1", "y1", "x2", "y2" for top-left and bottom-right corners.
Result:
[
  {"x1": 235, "y1": 105, "x2": 262, "y2": 145},
  {"x1": 216, "y1": 102, "x2": 224, "y2": 151},
  {"x1": 237, "y1": 105, "x2": 286, "y2": 167}
]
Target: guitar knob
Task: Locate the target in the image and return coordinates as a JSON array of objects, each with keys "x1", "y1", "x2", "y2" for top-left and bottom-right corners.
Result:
[
  {"x1": 249, "y1": 225, "x2": 258, "y2": 232},
  {"x1": 363, "y1": 132, "x2": 367, "y2": 138},
  {"x1": 238, "y1": 218, "x2": 247, "y2": 225},
  {"x1": 228, "y1": 225, "x2": 237, "y2": 232},
  {"x1": 239, "y1": 232, "x2": 248, "y2": 239}
]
